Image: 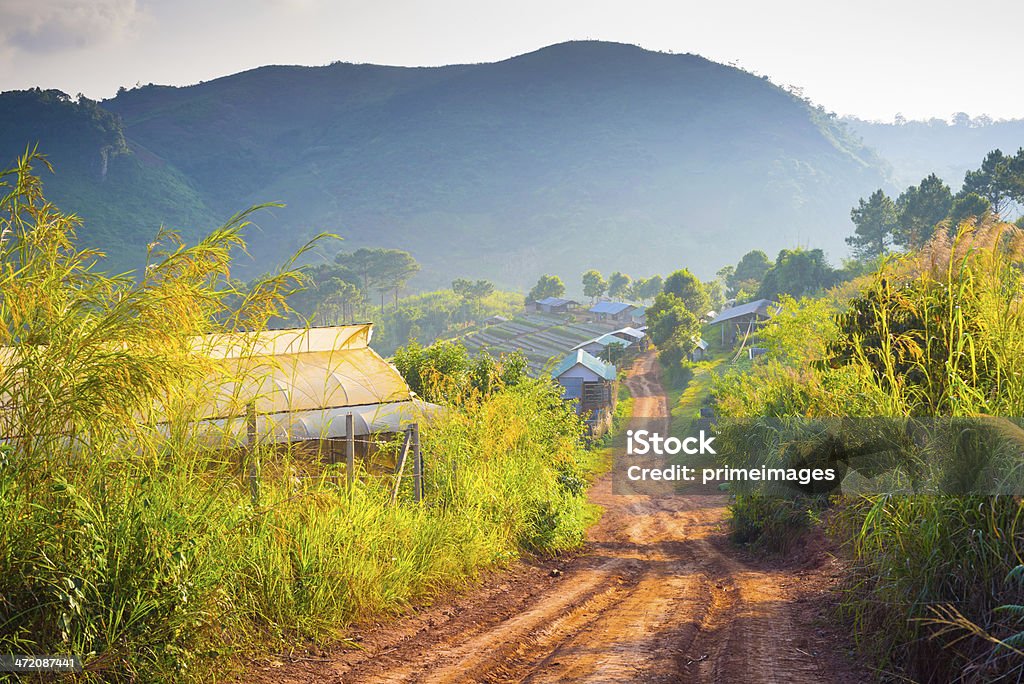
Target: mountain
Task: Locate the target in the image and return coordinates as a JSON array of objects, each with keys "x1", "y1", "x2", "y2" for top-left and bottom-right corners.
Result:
[
  {"x1": 845, "y1": 117, "x2": 1024, "y2": 191},
  {"x1": 2, "y1": 42, "x2": 891, "y2": 286},
  {"x1": 0, "y1": 89, "x2": 218, "y2": 269}
]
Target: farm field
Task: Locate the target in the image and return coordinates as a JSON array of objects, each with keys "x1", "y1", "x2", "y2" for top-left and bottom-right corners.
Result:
[{"x1": 456, "y1": 312, "x2": 627, "y2": 374}]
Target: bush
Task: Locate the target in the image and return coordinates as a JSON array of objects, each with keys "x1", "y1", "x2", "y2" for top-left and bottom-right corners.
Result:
[{"x1": 0, "y1": 155, "x2": 599, "y2": 680}]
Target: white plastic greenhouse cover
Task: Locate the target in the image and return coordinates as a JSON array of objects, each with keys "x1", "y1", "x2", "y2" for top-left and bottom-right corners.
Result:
[
  {"x1": 190, "y1": 324, "x2": 415, "y2": 421},
  {"x1": 1, "y1": 325, "x2": 438, "y2": 445}
]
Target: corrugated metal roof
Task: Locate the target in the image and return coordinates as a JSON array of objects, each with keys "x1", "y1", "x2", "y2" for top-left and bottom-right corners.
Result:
[
  {"x1": 589, "y1": 301, "x2": 635, "y2": 315},
  {"x1": 708, "y1": 299, "x2": 778, "y2": 325},
  {"x1": 611, "y1": 327, "x2": 646, "y2": 340},
  {"x1": 572, "y1": 333, "x2": 633, "y2": 351},
  {"x1": 535, "y1": 297, "x2": 578, "y2": 307},
  {"x1": 551, "y1": 350, "x2": 617, "y2": 381},
  {"x1": 695, "y1": 338, "x2": 709, "y2": 350}
]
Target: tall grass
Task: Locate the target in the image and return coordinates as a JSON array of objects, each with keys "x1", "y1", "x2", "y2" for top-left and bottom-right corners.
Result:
[
  {"x1": 0, "y1": 153, "x2": 598, "y2": 680},
  {"x1": 714, "y1": 218, "x2": 1024, "y2": 680}
]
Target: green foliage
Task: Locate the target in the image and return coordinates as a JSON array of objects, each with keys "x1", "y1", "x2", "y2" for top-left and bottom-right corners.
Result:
[
  {"x1": 581, "y1": 269, "x2": 607, "y2": 300},
  {"x1": 847, "y1": 148, "x2": 1024, "y2": 263},
  {"x1": 848, "y1": 189, "x2": 897, "y2": 259},
  {"x1": 728, "y1": 250, "x2": 772, "y2": 295},
  {"x1": 729, "y1": 493, "x2": 816, "y2": 553},
  {"x1": 662, "y1": 268, "x2": 710, "y2": 315},
  {"x1": 392, "y1": 340, "x2": 529, "y2": 404},
  {"x1": 607, "y1": 271, "x2": 630, "y2": 299},
  {"x1": 452, "y1": 278, "x2": 495, "y2": 302},
  {"x1": 949, "y1": 192, "x2": 991, "y2": 229},
  {"x1": 528, "y1": 274, "x2": 566, "y2": 302},
  {"x1": 0, "y1": 156, "x2": 596, "y2": 680},
  {"x1": 646, "y1": 292, "x2": 700, "y2": 369},
  {"x1": 335, "y1": 247, "x2": 420, "y2": 308},
  {"x1": 757, "y1": 247, "x2": 838, "y2": 300},
  {"x1": 715, "y1": 218, "x2": 1024, "y2": 680},
  {"x1": 894, "y1": 173, "x2": 953, "y2": 248},
  {"x1": 629, "y1": 275, "x2": 663, "y2": 303},
  {"x1": 962, "y1": 148, "x2": 1024, "y2": 215}
]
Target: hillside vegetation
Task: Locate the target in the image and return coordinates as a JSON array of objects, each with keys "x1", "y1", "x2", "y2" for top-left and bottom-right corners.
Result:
[
  {"x1": 0, "y1": 156, "x2": 598, "y2": 680},
  {"x1": 2, "y1": 42, "x2": 889, "y2": 285}
]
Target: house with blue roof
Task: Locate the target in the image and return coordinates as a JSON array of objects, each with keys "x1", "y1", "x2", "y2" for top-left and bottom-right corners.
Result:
[
  {"x1": 588, "y1": 300, "x2": 637, "y2": 323},
  {"x1": 551, "y1": 350, "x2": 618, "y2": 436}
]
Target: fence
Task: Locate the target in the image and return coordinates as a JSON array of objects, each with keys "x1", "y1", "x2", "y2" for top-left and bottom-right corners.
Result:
[{"x1": 242, "y1": 401, "x2": 423, "y2": 507}]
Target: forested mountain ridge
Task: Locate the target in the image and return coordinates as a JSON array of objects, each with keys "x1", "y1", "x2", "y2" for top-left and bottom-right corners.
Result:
[
  {"x1": 3, "y1": 41, "x2": 891, "y2": 285},
  {"x1": 846, "y1": 116, "x2": 1024, "y2": 191},
  {"x1": 0, "y1": 89, "x2": 218, "y2": 269}
]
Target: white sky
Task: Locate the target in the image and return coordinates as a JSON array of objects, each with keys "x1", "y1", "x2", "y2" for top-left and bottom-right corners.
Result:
[{"x1": 0, "y1": 0, "x2": 1018, "y2": 121}]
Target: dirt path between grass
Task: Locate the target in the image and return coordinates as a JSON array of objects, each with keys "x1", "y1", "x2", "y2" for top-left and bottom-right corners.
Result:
[{"x1": 251, "y1": 351, "x2": 867, "y2": 683}]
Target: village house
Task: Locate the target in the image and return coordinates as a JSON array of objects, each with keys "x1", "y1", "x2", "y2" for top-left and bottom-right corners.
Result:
[
  {"x1": 572, "y1": 332, "x2": 633, "y2": 362},
  {"x1": 689, "y1": 338, "x2": 709, "y2": 362},
  {"x1": 528, "y1": 296, "x2": 579, "y2": 314},
  {"x1": 588, "y1": 301, "x2": 636, "y2": 323},
  {"x1": 551, "y1": 350, "x2": 617, "y2": 436},
  {"x1": 609, "y1": 326, "x2": 648, "y2": 352},
  {"x1": 707, "y1": 299, "x2": 778, "y2": 346}
]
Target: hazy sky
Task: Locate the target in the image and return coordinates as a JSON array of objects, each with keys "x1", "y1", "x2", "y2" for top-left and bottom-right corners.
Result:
[{"x1": 0, "y1": 0, "x2": 1019, "y2": 121}]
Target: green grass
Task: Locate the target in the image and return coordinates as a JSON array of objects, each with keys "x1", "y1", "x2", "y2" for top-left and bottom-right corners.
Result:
[
  {"x1": 711, "y1": 221, "x2": 1024, "y2": 680},
  {"x1": 0, "y1": 155, "x2": 600, "y2": 681}
]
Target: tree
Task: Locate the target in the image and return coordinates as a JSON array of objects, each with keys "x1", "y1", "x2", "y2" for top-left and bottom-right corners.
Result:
[
  {"x1": 633, "y1": 275, "x2": 663, "y2": 303},
  {"x1": 962, "y1": 150, "x2": 1017, "y2": 215},
  {"x1": 608, "y1": 271, "x2": 631, "y2": 299},
  {"x1": 335, "y1": 247, "x2": 420, "y2": 311},
  {"x1": 582, "y1": 269, "x2": 607, "y2": 301},
  {"x1": 894, "y1": 174, "x2": 952, "y2": 248},
  {"x1": 319, "y1": 278, "x2": 363, "y2": 324},
  {"x1": 452, "y1": 278, "x2": 495, "y2": 320},
  {"x1": 758, "y1": 248, "x2": 836, "y2": 300},
  {"x1": 948, "y1": 192, "x2": 992, "y2": 230},
  {"x1": 704, "y1": 278, "x2": 726, "y2": 312},
  {"x1": 452, "y1": 278, "x2": 494, "y2": 301},
  {"x1": 646, "y1": 292, "x2": 700, "y2": 368},
  {"x1": 528, "y1": 275, "x2": 565, "y2": 302},
  {"x1": 848, "y1": 189, "x2": 898, "y2": 260},
  {"x1": 729, "y1": 250, "x2": 772, "y2": 295},
  {"x1": 663, "y1": 268, "x2": 710, "y2": 316}
]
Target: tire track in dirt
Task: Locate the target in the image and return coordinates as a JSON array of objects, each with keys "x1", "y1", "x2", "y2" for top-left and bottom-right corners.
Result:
[{"x1": 251, "y1": 351, "x2": 866, "y2": 684}]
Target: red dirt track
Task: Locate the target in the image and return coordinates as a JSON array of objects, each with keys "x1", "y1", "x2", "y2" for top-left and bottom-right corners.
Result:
[{"x1": 251, "y1": 352, "x2": 867, "y2": 683}]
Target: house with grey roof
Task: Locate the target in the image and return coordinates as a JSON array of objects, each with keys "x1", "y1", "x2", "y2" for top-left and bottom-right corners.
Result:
[
  {"x1": 572, "y1": 332, "x2": 633, "y2": 361},
  {"x1": 689, "y1": 338, "x2": 709, "y2": 362},
  {"x1": 708, "y1": 299, "x2": 778, "y2": 346},
  {"x1": 529, "y1": 296, "x2": 579, "y2": 314}
]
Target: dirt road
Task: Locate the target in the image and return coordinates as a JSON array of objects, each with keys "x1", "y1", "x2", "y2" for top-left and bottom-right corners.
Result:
[{"x1": 254, "y1": 352, "x2": 865, "y2": 683}]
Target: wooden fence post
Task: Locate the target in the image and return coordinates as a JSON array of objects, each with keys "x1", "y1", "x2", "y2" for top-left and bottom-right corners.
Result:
[
  {"x1": 246, "y1": 401, "x2": 259, "y2": 507},
  {"x1": 412, "y1": 423, "x2": 422, "y2": 503},
  {"x1": 390, "y1": 429, "x2": 413, "y2": 504},
  {"x1": 345, "y1": 413, "x2": 355, "y2": 491}
]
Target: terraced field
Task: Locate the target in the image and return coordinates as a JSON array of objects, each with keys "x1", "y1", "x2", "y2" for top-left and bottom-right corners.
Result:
[{"x1": 457, "y1": 312, "x2": 625, "y2": 374}]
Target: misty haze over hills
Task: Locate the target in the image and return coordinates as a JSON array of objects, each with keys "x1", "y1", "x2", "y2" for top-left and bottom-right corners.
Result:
[
  {"x1": 1, "y1": 41, "x2": 1021, "y2": 288},
  {"x1": 845, "y1": 117, "x2": 1024, "y2": 193}
]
